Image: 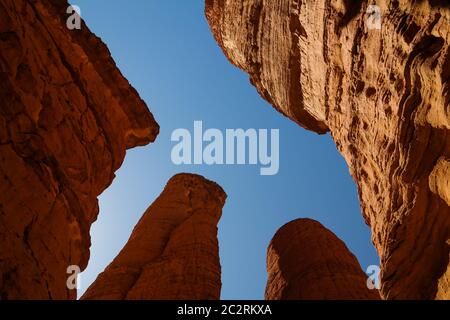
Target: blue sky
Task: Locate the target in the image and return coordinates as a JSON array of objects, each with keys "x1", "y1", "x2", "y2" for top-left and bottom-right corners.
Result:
[{"x1": 74, "y1": 0, "x2": 379, "y2": 299}]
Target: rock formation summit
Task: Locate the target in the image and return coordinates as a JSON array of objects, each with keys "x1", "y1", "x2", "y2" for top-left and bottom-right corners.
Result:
[
  {"x1": 82, "y1": 173, "x2": 226, "y2": 300},
  {"x1": 266, "y1": 218, "x2": 380, "y2": 300}
]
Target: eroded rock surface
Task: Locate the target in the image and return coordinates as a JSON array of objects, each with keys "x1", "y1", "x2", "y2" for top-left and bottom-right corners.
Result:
[
  {"x1": 81, "y1": 173, "x2": 226, "y2": 300},
  {"x1": 206, "y1": 0, "x2": 450, "y2": 299},
  {"x1": 266, "y1": 218, "x2": 380, "y2": 300},
  {"x1": 0, "y1": 0, "x2": 159, "y2": 299}
]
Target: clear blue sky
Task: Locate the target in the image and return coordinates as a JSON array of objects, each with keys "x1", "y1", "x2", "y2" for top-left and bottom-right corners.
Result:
[{"x1": 74, "y1": 0, "x2": 379, "y2": 299}]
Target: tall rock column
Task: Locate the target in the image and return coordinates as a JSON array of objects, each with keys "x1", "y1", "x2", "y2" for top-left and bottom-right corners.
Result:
[
  {"x1": 81, "y1": 173, "x2": 227, "y2": 300},
  {"x1": 0, "y1": 0, "x2": 159, "y2": 299},
  {"x1": 266, "y1": 218, "x2": 380, "y2": 300},
  {"x1": 206, "y1": 0, "x2": 450, "y2": 299}
]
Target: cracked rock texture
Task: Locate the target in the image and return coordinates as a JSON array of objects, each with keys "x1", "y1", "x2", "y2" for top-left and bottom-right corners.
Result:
[
  {"x1": 206, "y1": 0, "x2": 450, "y2": 299},
  {"x1": 0, "y1": 0, "x2": 159, "y2": 299},
  {"x1": 266, "y1": 218, "x2": 380, "y2": 300},
  {"x1": 81, "y1": 173, "x2": 226, "y2": 300}
]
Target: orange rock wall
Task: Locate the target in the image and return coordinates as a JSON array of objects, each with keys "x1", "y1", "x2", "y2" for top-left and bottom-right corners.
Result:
[
  {"x1": 0, "y1": 0, "x2": 159, "y2": 299},
  {"x1": 206, "y1": 0, "x2": 450, "y2": 299}
]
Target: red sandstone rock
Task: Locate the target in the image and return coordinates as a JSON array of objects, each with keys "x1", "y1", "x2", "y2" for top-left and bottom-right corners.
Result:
[
  {"x1": 0, "y1": 0, "x2": 159, "y2": 299},
  {"x1": 81, "y1": 173, "x2": 226, "y2": 300},
  {"x1": 266, "y1": 219, "x2": 380, "y2": 300},
  {"x1": 206, "y1": 0, "x2": 450, "y2": 299}
]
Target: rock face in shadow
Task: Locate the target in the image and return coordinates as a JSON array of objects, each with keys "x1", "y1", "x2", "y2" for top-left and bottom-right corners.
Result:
[
  {"x1": 206, "y1": 0, "x2": 450, "y2": 299},
  {"x1": 0, "y1": 0, "x2": 159, "y2": 299},
  {"x1": 266, "y1": 219, "x2": 380, "y2": 300},
  {"x1": 81, "y1": 173, "x2": 226, "y2": 300}
]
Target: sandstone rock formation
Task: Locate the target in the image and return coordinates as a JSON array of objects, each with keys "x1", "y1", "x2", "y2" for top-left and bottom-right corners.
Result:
[
  {"x1": 266, "y1": 218, "x2": 379, "y2": 300},
  {"x1": 0, "y1": 0, "x2": 159, "y2": 299},
  {"x1": 81, "y1": 173, "x2": 226, "y2": 300},
  {"x1": 206, "y1": 0, "x2": 450, "y2": 299}
]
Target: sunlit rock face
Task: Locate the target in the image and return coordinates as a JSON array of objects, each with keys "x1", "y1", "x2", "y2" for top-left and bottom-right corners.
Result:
[
  {"x1": 82, "y1": 174, "x2": 226, "y2": 300},
  {"x1": 206, "y1": 0, "x2": 450, "y2": 299},
  {"x1": 266, "y1": 218, "x2": 380, "y2": 300},
  {"x1": 0, "y1": 0, "x2": 159, "y2": 299}
]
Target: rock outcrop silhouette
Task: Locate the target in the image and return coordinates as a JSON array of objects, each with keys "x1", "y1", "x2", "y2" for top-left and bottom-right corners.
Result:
[
  {"x1": 0, "y1": 0, "x2": 159, "y2": 299},
  {"x1": 206, "y1": 0, "x2": 450, "y2": 299},
  {"x1": 82, "y1": 173, "x2": 226, "y2": 300},
  {"x1": 266, "y1": 218, "x2": 380, "y2": 300}
]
